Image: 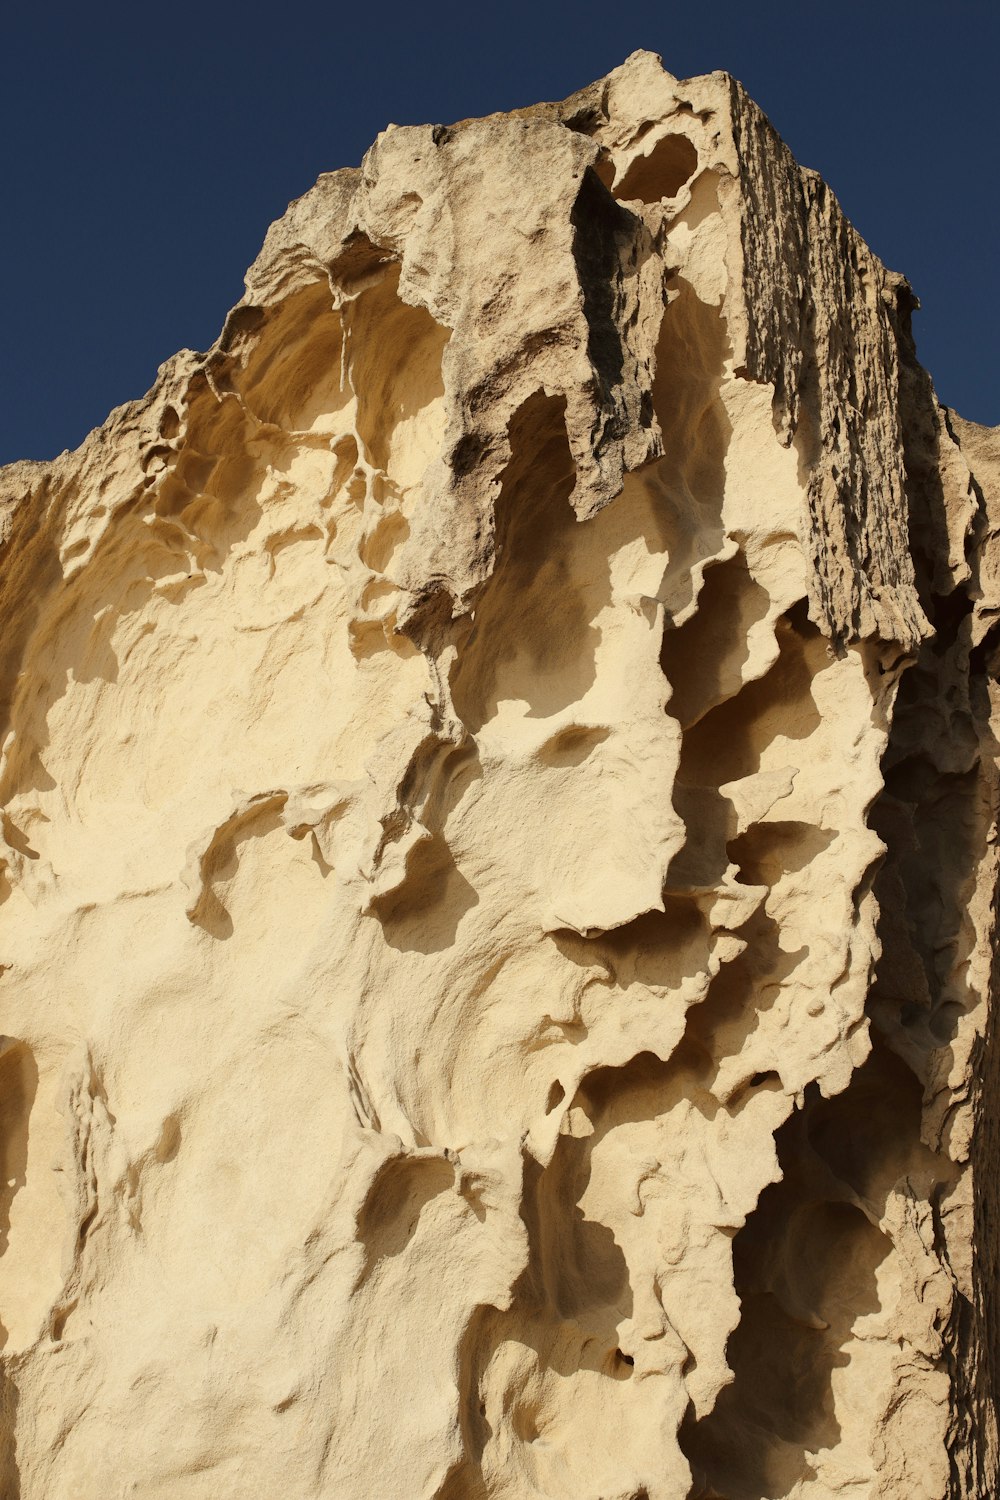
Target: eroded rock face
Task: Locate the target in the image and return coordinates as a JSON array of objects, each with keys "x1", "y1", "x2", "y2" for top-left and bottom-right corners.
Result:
[{"x1": 0, "y1": 49, "x2": 997, "y2": 1500}]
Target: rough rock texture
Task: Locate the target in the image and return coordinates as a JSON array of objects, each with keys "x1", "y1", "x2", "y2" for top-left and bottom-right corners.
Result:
[{"x1": 0, "y1": 49, "x2": 997, "y2": 1499}]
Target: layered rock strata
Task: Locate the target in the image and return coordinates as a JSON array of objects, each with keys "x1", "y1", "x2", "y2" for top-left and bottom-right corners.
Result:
[{"x1": 0, "y1": 49, "x2": 997, "y2": 1499}]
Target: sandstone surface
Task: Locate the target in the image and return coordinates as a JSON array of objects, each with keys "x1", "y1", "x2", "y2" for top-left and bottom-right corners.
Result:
[{"x1": 0, "y1": 49, "x2": 997, "y2": 1499}]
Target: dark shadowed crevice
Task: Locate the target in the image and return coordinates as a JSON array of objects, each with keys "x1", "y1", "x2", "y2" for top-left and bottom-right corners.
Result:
[
  {"x1": 662, "y1": 550, "x2": 771, "y2": 729},
  {"x1": 450, "y1": 393, "x2": 600, "y2": 730},
  {"x1": 0, "y1": 1042, "x2": 37, "y2": 1283},
  {"x1": 355, "y1": 1154, "x2": 456, "y2": 1277},
  {"x1": 0, "y1": 1366, "x2": 18, "y2": 1500},
  {"x1": 570, "y1": 169, "x2": 630, "y2": 416},
  {"x1": 615, "y1": 133, "x2": 700, "y2": 204},
  {"x1": 680, "y1": 1044, "x2": 922, "y2": 1500},
  {"x1": 675, "y1": 602, "x2": 824, "y2": 786}
]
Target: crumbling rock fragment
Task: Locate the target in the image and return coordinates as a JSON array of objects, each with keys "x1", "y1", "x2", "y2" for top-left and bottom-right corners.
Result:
[{"x1": 0, "y1": 49, "x2": 997, "y2": 1500}]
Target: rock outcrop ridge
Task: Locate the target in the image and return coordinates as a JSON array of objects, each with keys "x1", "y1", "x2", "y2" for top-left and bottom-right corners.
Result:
[{"x1": 0, "y1": 49, "x2": 998, "y2": 1499}]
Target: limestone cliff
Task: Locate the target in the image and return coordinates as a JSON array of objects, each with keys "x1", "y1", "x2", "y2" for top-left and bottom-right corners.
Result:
[{"x1": 0, "y1": 50, "x2": 997, "y2": 1500}]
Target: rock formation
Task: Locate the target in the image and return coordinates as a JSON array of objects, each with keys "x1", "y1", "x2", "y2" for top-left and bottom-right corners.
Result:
[{"x1": 0, "y1": 49, "x2": 997, "y2": 1499}]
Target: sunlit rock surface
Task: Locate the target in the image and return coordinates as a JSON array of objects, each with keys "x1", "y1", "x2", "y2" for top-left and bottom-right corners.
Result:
[{"x1": 0, "y1": 49, "x2": 998, "y2": 1499}]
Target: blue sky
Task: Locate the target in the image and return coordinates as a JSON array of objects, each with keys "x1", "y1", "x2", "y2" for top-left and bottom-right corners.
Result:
[{"x1": 2, "y1": 0, "x2": 996, "y2": 464}]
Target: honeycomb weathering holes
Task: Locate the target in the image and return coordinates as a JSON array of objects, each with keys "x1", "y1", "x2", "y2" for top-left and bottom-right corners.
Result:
[
  {"x1": 0, "y1": 47, "x2": 996, "y2": 1500},
  {"x1": 616, "y1": 132, "x2": 700, "y2": 203}
]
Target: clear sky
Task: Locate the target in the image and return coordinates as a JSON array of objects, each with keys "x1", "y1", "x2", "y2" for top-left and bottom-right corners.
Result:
[{"x1": 2, "y1": 0, "x2": 996, "y2": 465}]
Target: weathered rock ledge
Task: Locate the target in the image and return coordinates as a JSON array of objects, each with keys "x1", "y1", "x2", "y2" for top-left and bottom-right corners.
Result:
[{"x1": 0, "y1": 49, "x2": 998, "y2": 1499}]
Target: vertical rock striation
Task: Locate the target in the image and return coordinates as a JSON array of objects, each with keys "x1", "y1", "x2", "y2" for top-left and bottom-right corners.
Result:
[{"x1": 0, "y1": 49, "x2": 997, "y2": 1499}]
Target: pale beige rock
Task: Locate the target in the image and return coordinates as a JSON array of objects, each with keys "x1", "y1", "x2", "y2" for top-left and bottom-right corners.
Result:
[{"x1": 0, "y1": 49, "x2": 997, "y2": 1500}]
